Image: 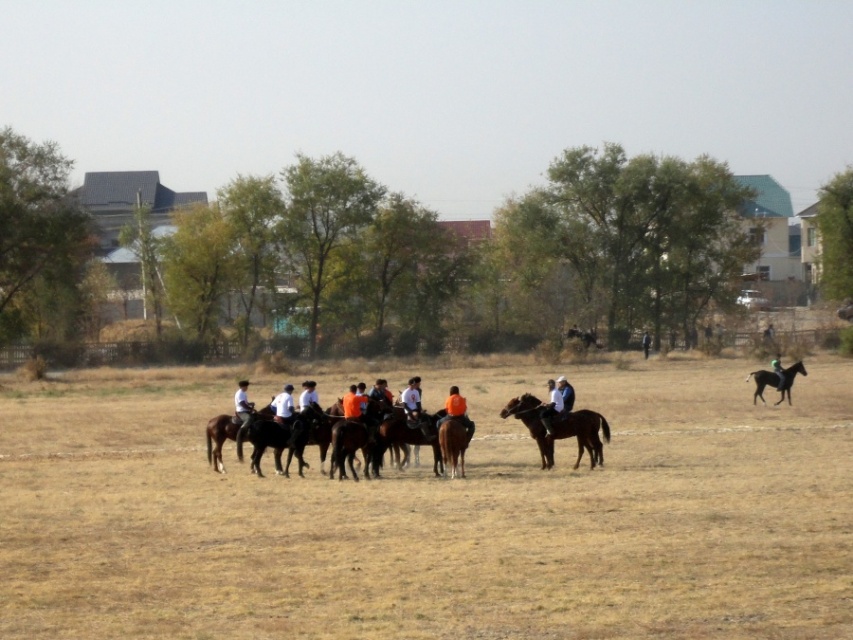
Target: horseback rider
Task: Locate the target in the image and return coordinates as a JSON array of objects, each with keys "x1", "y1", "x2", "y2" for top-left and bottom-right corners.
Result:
[
  {"x1": 438, "y1": 385, "x2": 475, "y2": 437},
  {"x1": 298, "y1": 380, "x2": 321, "y2": 415},
  {"x1": 402, "y1": 377, "x2": 435, "y2": 442},
  {"x1": 369, "y1": 378, "x2": 395, "y2": 420},
  {"x1": 343, "y1": 384, "x2": 362, "y2": 420},
  {"x1": 273, "y1": 383, "x2": 303, "y2": 447},
  {"x1": 556, "y1": 375, "x2": 575, "y2": 413},
  {"x1": 234, "y1": 380, "x2": 255, "y2": 438},
  {"x1": 538, "y1": 379, "x2": 564, "y2": 438},
  {"x1": 772, "y1": 356, "x2": 785, "y2": 391},
  {"x1": 272, "y1": 383, "x2": 297, "y2": 424}
]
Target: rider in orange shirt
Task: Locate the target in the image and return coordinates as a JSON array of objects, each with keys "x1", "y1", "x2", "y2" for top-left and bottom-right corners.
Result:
[
  {"x1": 437, "y1": 385, "x2": 475, "y2": 436},
  {"x1": 343, "y1": 385, "x2": 363, "y2": 420}
]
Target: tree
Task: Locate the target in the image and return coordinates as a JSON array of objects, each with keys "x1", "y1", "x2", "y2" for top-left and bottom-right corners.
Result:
[
  {"x1": 816, "y1": 167, "x2": 853, "y2": 301},
  {"x1": 280, "y1": 153, "x2": 386, "y2": 358},
  {"x1": 0, "y1": 126, "x2": 93, "y2": 345},
  {"x1": 119, "y1": 203, "x2": 165, "y2": 338},
  {"x1": 160, "y1": 203, "x2": 239, "y2": 342},
  {"x1": 218, "y1": 174, "x2": 285, "y2": 345},
  {"x1": 546, "y1": 144, "x2": 758, "y2": 348}
]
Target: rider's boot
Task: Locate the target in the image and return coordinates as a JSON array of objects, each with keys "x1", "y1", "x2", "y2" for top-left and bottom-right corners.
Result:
[{"x1": 541, "y1": 415, "x2": 554, "y2": 438}]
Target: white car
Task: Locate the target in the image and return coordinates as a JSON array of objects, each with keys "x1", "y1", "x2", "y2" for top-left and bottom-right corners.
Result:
[{"x1": 737, "y1": 290, "x2": 770, "y2": 310}]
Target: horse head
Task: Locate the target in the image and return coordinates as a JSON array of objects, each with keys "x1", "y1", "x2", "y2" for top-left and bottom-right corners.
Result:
[
  {"x1": 793, "y1": 361, "x2": 807, "y2": 376},
  {"x1": 499, "y1": 396, "x2": 522, "y2": 419}
]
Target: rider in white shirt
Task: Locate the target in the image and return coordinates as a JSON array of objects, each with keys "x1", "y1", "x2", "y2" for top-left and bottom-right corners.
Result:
[
  {"x1": 538, "y1": 379, "x2": 564, "y2": 438},
  {"x1": 402, "y1": 377, "x2": 434, "y2": 442},
  {"x1": 235, "y1": 380, "x2": 255, "y2": 436},
  {"x1": 273, "y1": 384, "x2": 296, "y2": 425}
]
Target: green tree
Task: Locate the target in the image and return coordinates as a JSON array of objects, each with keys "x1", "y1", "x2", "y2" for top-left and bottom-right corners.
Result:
[
  {"x1": 160, "y1": 203, "x2": 239, "y2": 342},
  {"x1": 280, "y1": 153, "x2": 386, "y2": 358},
  {"x1": 816, "y1": 167, "x2": 853, "y2": 300},
  {"x1": 0, "y1": 126, "x2": 93, "y2": 345},
  {"x1": 218, "y1": 174, "x2": 285, "y2": 345}
]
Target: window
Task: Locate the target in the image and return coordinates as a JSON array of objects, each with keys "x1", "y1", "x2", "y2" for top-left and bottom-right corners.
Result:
[
  {"x1": 757, "y1": 266, "x2": 770, "y2": 281},
  {"x1": 807, "y1": 227, "x2": 817, "y2": 247},
  {"x1": 749, "y1": 227, "x2": 765, "y2": 246}
]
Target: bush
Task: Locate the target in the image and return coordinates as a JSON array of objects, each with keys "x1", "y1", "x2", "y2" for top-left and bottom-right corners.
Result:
[
  {"x1": 840, "y1": 326, "x2": 853, "y2": 357},
  {"x1": 18, "y1": 356, "x2": 48, "y2": 381}
]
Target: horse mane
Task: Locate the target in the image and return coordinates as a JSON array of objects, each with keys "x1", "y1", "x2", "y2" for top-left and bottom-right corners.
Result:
[{"x1": 519, "y1": 393, "x2": 541, "y2": 406}]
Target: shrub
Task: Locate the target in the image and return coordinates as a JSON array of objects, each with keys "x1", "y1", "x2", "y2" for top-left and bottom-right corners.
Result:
[
  {"x1": 256, "y1": 350, "x2": 289, "y2": 375},
  {"x1": 840, "y1": 326, "x2": 853, "y2": 357},
  {"x1": 18, "y1": 356, "x2": 48, "y2": 381}
]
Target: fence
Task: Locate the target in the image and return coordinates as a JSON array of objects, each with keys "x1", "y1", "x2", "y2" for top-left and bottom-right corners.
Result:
[{"x1": 0, "y1": 328, "x2": 841, "y2": 370}]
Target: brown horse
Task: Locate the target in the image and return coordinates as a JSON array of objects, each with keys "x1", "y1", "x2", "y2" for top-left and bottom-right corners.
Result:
[
  {"x1": 205, "y1": 402, "x2": 274, "y2": 473},
  {"x1": 439, "y1": 419, "x2": 473, "y2": 479},
  {"x1": 329, "y1": 419, "x2": 386, "y2": 481},
  {"x1": 499, "y1": 394, "x2": 611, "y2": 471},
  {"x1": 377, "y1": 409, "x2": 444, "y2": 477},
  {"x1": 745, "y1": 360, "x2": 807, "y2": 406}
]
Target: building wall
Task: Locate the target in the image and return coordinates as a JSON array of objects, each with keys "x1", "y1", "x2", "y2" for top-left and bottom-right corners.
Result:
[
  {"x1": 741, "y1": 217, "x2": 802, "y2": 281},
  {"x1": 799, "y1": 215, "x2": 821, "y2": 284}
]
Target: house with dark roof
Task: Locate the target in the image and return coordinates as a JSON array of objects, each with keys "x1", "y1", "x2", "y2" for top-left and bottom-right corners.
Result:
[
  {"x1": 73, "y1": 171, "x2": 208, "y2": 254},
  {"x1": 437, "y1": 220, "x2": 492, "y2": 248},
  {"x1": 735, "y1": 175, "x2": 802, "y2": 282}
]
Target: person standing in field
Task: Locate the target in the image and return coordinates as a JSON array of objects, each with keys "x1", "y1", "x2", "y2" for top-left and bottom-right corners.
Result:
[{"x1": 642, "y1": 331, "x2": 652, "y2": 359}]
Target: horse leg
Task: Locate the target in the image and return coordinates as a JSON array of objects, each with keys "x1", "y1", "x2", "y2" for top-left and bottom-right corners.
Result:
[
  {"x1": 535, "y1": 438, "x2": 548, "y2": 470},
  {"x1": 755, "y1": 383, "x2": 766, "y2": 405},
  {"x1": 348, "y1": 452, "x2": 359, "y2": 482},
  {"x1": 573, "y1": 438, "x2": 584, "y2": 470},
  {"x1": 284, "y1": 449, "x2": 294, "y2": 478},
  {"x1": 460, "y1": 449, "x2": 466, "y2": 479},
  {"x1": 317, "y1": 443, "x2": 328, "y2": 474},
  {"x1": 214, "y1": 438, "x2": 226, "y2": 474},
  {"x1": 432, "y1": 443, "x2": 443, "y2": 478},
  {"x1": 253, "y1": 446, "x2": 266, "y2": 478},
  {"x1": 275, "y1": 448, "x2": 285, "y2": 476}
]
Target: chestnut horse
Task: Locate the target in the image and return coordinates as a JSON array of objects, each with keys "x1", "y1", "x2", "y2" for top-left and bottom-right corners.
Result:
[
  {"x1": 499, "y1": 394, "x2": 611, "y2": 471},
  {"x1": 745, "y1": 360, "x2": 807, "y2": 406},
  {"x1": 205, "y1": 402, "x2": 274, "y2": 473},
  {"x1": 439, "y1": 418, "x2": 473, "y2": 479}
]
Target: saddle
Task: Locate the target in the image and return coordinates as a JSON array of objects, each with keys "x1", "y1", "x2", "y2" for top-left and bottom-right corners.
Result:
[{"x1": 231, "y1": 414, "x2": 242, "y2": 425}]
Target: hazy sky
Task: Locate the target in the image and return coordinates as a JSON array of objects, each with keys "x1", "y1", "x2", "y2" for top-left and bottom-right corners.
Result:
[{"x1": 4, "y1": 0, "x2": 851, "y2": 218}]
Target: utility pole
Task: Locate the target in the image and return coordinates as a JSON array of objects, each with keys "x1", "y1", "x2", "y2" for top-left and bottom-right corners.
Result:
[{"x1": 137, "y1": 189, "x2": 147, "y2": 320}]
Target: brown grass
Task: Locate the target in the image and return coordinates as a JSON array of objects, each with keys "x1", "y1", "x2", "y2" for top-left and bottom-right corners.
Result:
[{"x1": 1, "y1": 352, "x2": 851, "y2": 639}]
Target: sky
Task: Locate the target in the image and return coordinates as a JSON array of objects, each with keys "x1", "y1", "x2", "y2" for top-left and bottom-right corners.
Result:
[{"x1": 3, "y1": 0, "x2": 852, "y2": 219}]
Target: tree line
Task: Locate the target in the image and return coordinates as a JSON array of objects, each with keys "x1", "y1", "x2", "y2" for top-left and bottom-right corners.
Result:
[{"x1": 2, "y1": 126, "x2": 851, "y2": 360}]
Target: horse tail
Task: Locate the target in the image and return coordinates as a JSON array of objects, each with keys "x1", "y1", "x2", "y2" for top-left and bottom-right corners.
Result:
[
  {"x1": 236, "y1": 424, "x2": 245, "y2": 462},
  {"x1": 745, "y1": 372, "x2": 754, "y2": 382},
  {"x1": 599, "y1": 415, "x2": 611, "y2": 443},
  {"x1": 206, "y1": 429, "x2": 213, "y2": 465}
]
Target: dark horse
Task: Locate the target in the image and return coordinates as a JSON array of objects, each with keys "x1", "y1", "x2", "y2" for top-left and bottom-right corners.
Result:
[
  {"x1": 242, "y1": 417, "x2": 312, "y2": 478},
  {"x1": 205, "y1": 402, "x2": 274, "y2": 473},
  {"x1": 746, "y1": 360, "x2": 807, "y2": 406},
  {"x1": 439, "y1": 418, "x2": 474, "y2": 479},
  {"x1": 377, "y1": 407, "x2": 444, "y2": 477},
  {"x1": 499, "y1": 394, "x2": 611, "y2": 471},
  {"x1": 329, "y1": 418, "x2": 387, "y2": 482}
]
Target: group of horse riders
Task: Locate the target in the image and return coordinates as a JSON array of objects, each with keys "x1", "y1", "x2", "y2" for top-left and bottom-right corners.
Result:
[
  {"x1": 234, "y1": 376, "x2": 475, "y2": 445},
  {"x1": 538, "y1": 375, "x2": 576, "y2": 438}
]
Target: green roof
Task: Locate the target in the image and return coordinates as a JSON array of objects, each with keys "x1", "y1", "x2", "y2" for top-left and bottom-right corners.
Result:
[{"x1": 735, "y1": 175, "x2": 794, "y2": 218}]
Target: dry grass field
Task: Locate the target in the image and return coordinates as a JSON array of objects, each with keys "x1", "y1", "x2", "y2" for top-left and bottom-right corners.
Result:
[{"x1": 1, "y1": 350, "x2": 851, "y2": 639}]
